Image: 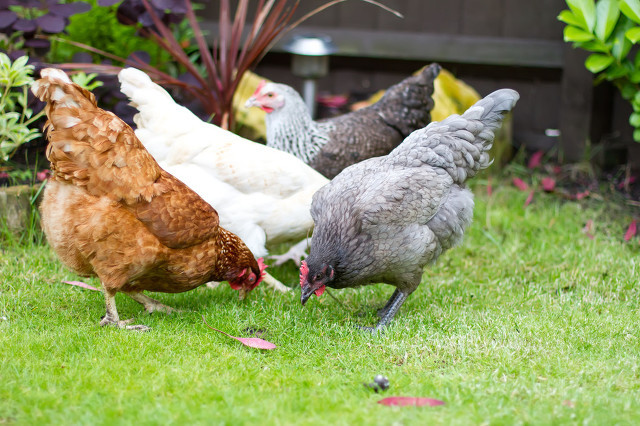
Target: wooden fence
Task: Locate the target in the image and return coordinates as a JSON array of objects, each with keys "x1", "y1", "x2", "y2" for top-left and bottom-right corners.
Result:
[{"x1": 202, "y1": 0, "x2": 639, "y2": 166}]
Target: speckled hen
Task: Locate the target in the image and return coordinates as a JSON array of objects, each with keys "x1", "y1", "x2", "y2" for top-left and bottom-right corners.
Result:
[
  {"x1": 245, "y1": 63, "x2": 441, "y2": 179},
  {"x1": 299, "y1": 89, "x2": 520, "y2": 331},
  {"x1": 32, "y1": 69, "x2": 266, "y2": 331}
]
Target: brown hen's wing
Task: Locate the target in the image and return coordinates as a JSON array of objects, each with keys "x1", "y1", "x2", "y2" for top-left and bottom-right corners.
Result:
[
  {"x1": 46, "y1": 107, "x2": 163, "y2": 204},
  {"x1": 132, "y1": 171, "x2": 220, "y2": 249}
]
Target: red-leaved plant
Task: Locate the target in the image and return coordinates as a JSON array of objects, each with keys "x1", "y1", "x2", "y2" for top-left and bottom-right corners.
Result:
[{"x1": 53, "y1": 0, "x2": 400, "y2": 129}]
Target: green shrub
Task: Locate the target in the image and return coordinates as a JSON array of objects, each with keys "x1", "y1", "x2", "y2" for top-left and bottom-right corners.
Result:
[
  {"x1": 559, "y1": 0, "x2": 640, "y2": 142},
  {"x1": 0, "y1": 54, "x2": 44, "y2": 164}
]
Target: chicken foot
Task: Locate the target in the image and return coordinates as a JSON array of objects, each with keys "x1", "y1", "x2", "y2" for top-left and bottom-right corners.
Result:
[
  {"x1": 360, "y1": 290, "x2": 409, "y2": 333},
  {"x1": 269, "y1": 238, "x2": 310, "y2": 267},
  {"x1": 99, "y1": 290, "x2": 150, "y2": 332},
  {"x1": 262, "y1": 272, "x2": 291, "y2": 293},
  {"x1": 126, "y1": 291, "x2": 180, "y2": 314}
]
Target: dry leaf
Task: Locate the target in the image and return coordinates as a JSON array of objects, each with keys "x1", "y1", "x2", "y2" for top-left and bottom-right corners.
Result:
[
  {"x1": 202, "y1": 316, "x2": 276, "y2": 350},
  {"x1": 378, "y1": 397, "x2": 445, "y2": 407},
  {"x1": 62, "y1": 280, "x2": 100, "y2": 291},
  {"x1": 541, "y1": 177, "x2": 556, "y2": 192},
  {"x1": 624, "y1": 220, "x2": 637, "y2": 242},
  {"x1": 527, "y1": 150, "x2": 544, "y2": 169},
  {"x1": 524, "y1": 190, "x2": 535, "y2": 208},
  {"x1": 512, "y1": 177, "x2": 529, "y2": 191}
]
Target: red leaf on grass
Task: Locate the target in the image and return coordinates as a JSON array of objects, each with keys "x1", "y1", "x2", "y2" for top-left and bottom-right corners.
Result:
[
  {"x1": 527, "y1": 150, "x2": 544, "y2": 169},
  {"x1": 202, "y1": 316, "x2": 276, "y2": 350},
  {"x1": 378, "y1": 397, "x2": 445, "y2": 407},
  {"x1": 524, "y1": 190, "x2": 535, "y2": 208},
  {"x1": 512, "y1": 177, "x2": 529, "y2": 191},
  {"x1": 62, "y1": 280, "x2": 100, "y2": 291},
  {"x1": 541, "y1": 177, "x2": 556, "y2": 192},
  {"x1": 624, "y1": 220, "x2": 637, "y2": 241}
]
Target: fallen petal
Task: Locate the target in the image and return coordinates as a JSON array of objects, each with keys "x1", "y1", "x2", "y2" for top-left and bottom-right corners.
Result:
[
  {"x1": 378, "y1": 397, "x2": 445, "y2": 407},
  {"x1": 202, "y1": 316, "x2": 276, "y2": 350},
  {"x1": 62, "y1": 280, "x2": 100, "y2": 291},
  {"x1": 524, "y1": 190, "x2": 535, "y2": 208},
  {"x1": 512, "y1": 177, "x2": 529, "y2": 191},
  {"x1": 541, "y1": 177, "x2": 556, "y2": 192},
  {"x1": 624, "y1": 220, "x2": 637, "y2": 242},
  {"x1": 527, "y1": 150, "x2": 544, "y2": 169}
]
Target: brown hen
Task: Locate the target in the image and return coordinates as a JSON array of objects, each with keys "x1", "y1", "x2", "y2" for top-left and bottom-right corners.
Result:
[{"x1": 32, "y1": 68, "x2": 265, "y2": 331}]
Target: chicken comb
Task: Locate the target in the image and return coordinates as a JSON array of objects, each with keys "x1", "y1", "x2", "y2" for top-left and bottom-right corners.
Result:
[
  {"x1": 256, "y1": 257, "x2": 268, "y2": 285},
  {"x1": 299, "y1": 260, "x2": 309, "y2": 288},
  {"x1": 251, "y1": 80, "x2": 268, "y2": 98}
]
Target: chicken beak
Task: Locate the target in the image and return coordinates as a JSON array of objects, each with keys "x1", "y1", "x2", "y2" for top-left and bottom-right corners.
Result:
[
  {"x1": 244, "y1": 97, "x2": 257, "y2": 109},
  {"x1": 238, "y1": 288, "x2": 247, "y2": 300},
  {"x1": 300, "y1": 285, "x2": 315, "y2": 306}
]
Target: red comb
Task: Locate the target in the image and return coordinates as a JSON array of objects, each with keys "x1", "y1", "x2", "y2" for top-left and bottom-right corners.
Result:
[
  {"x1": 299, "y1": 260, "x2": 309, "y2": 288},
  {"x1": 256, "y1": 257, "x2": 267, "y2": 285},
  {"x1": 251, "y1": 79, "x2": 267, "y2": 98}
]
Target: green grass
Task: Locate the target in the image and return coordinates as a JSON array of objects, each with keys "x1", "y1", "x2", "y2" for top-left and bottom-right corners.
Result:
[{"x1": 1, "y1": 180, "x2": 639, "y2": 425}]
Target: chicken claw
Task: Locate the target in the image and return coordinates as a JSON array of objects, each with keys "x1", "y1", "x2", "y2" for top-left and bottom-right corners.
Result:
[
  {"x1": 269, "y1": 238, "x2": 310, "y2": 267},
  {"x1": 262, "y1": 272, "x2": 291, "y2": 293},
  {"x1": 100, "y1": 291, "x2": 151, "y2": 331},
  {"x1": 126, "y1": 291, "x2": 181, "y2": 314}
]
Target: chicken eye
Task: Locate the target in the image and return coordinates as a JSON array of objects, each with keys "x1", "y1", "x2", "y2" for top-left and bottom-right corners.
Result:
[
  {"x1": 266, "y1": 93, "x2": 274, "y2": 98},
  {"x1": 248, "y1": 275, "x2": 256, "y2": 284},
  {"x1": 315, "y1": 272, "x2": 324, "y2": 281}
]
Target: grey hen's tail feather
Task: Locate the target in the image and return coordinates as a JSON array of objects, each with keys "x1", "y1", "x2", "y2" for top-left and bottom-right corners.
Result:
[
  {"x1": 390, "y1": 88, "x2": 519, "y2": 184},
  {"x1": 373, "y1": 63, "x2": 441, "y2": 137}
]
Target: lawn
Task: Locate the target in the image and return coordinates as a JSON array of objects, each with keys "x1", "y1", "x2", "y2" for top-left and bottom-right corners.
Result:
[{"x1": 1, "y1": 178, "x2": 639, "y2": 425}]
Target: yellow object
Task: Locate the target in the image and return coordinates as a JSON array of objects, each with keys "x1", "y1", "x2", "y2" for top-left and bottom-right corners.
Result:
[
  {"x1": 353, "y1": 67, "x2": 480, "y2": 121},
  {"x1": 232, "y1": 67, "x2": 482, "y2": 141},
  {"x1": 232, "y1": 71, "x2": 268, "y2": 141}
]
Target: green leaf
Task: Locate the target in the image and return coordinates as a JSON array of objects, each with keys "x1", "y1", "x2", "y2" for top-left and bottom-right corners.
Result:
[
  {"x1": 606, "y1": 63, "x2": 630, "y2": 79},
  {"x1": 620, "y1": 81, "x2": 637, "y2": 98},
  {"x1": 564, "y1": 25, "x2": 595, "y2": 42},
  {"x1": 585, "y1": 53, "x2": 615, "y2": 72},
  {"x1": 625, "y1": 26, "x2": 640, "y2": 42},
  {"x1": 621, "y1": 0, "x2": 640, "y2": 24},
  {"x1": 558, "y1": 10, "x2": 585, "y2": 27},
  {"x1": 634, "y1": 128, "x2": 640, "y2": 141},
  {"x1": 611, "y1": 17, "x2": 635, "y2": 59},
  {"x1": 596, "y1": 0, "x2": 621, "y2": 40},
  {"x1": 630, "y1": 112, "x2": 640, "y2": 126},
  {"x1": 567, "y1": 0, "x2": 597, "y2": 31},
  {"x1": 579, "y1": 39, "x2": 611, "y2": 53}
]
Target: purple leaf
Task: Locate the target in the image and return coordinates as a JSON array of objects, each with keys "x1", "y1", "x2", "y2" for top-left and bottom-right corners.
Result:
[
  {"x1": 63, "y1": 280, "x2": 100, "y2": 291},
  {"x1": 24, "y1": 38, "x2": 51, "y2": 49},
  {"x1": 0, "y1": 10, "x2": 17, "y2": 30},
  {"x1": 98, "y1": 0, "x2": 121, "y2": 6},
  {"x1": 0, "y1": 0, "x2": 20, "y2": 8},
  {"x1": 49, "y1": 2, "x2": 91, "y2": 18},
  {"x1": 624, "y1": 220, "x2": 637, "y2": 242},
  {"x1": 13, "y1": 18, "x2": 37, "y2": 32},
  {"x1": 523, "y1": 190, "x2": 534, "y2": 208},
  {"x1": 152, "y1": 0, "x2": 187, "y2": 13},
  {"x1": 527, "y1": 150, "x2": 544, "y2": 169},
  {"x1": 378, "y1": 397, "x2": 445, "y2": 407},
  {"x1": 541, "y1": 177, "x2": 556, "y2": 192},
  {"x1": 36, "y1": 14, "x2": 66, "y2": 33},
  {"x1": 202, "y1": 316, "x2": 276, "y2": 350},
  {"x1": 512, "y1": 177, "x2": 529, "y2": 191}
]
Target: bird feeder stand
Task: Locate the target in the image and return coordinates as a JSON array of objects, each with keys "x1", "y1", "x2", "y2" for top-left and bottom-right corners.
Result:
[{"x1": 283, "y1": 35, "x2": 336, "y2": 118}]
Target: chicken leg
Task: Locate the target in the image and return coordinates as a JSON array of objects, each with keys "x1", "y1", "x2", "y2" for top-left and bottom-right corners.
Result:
[
  {"x1": 99, "y1": 290, "x2": 150, "y2": 332},
  {"x1": 126, "y1": 291, "x2": 179, "y2": 314},
  {"x1": 360, "y1": 289, "x2": 409, "y2": 333},
  {"x1": 270, "y1": 238, "x2": 310, "y2": 266}
]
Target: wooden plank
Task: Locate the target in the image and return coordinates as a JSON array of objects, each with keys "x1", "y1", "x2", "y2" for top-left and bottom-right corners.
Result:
[
  {"x1": 559, "y1": 46, "x2": 593, "y2": 162},
  {"x1": 200, "y1": 22, "x2": 564, "y2": 68},
  {"x1": 503, "y1": 0, "x2": 566, "y2": 40},
  {"x1": 460, "y1": 0, "x2": 504, "y2": 37}
]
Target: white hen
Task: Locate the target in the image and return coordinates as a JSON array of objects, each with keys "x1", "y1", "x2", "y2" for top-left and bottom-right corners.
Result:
[{"x1": 118, "y1": 68, "x2": 328, "y2": 272}]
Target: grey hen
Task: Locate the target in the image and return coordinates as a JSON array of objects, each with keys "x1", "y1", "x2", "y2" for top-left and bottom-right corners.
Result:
[
  {"x1": 299, "y1": 89, "x2": 519, "y2": 331},
  {"x1": 245, "y1": 63, "x2": 440, "y2": 179}
]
